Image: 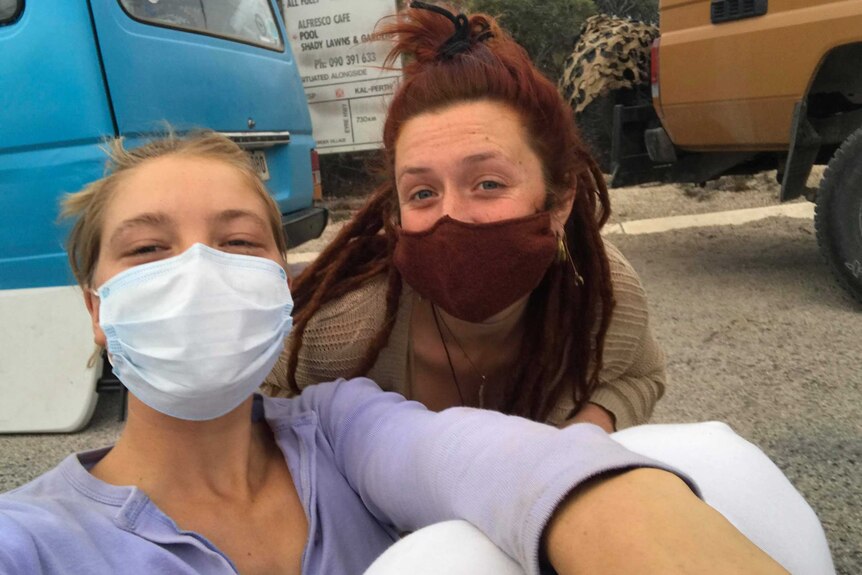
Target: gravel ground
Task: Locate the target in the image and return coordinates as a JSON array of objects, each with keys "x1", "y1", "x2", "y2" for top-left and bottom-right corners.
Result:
[
  {"x1": 0, "y1": 396, "x2": 124, "y2": 494},
  {"x1": 608, "y1": 174, "x2": 793, "y2": 224},
  {"x1": 608, "y1": 217, "x2": 860, "y2": 574}
]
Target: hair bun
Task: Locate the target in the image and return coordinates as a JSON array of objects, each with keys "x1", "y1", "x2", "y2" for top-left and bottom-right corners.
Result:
[{"x1": 380, "y1": 2, "x2": 499, "y2": 69}]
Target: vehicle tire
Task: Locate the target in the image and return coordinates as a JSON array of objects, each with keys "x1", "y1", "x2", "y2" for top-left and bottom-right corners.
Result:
[
  {"x1": 576, "y1": 86, "x2": 651, "y2": 174},
  {"x1": 576, "y1": 90, "x2": 620, "y2": 173},
  {"x1": 815, "y1": 126, "x2": 862, "y2": 303}
]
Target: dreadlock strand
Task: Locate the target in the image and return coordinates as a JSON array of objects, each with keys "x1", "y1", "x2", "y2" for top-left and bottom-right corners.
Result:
[
  {"x1": 587, "y1": 156, "x2": 612, "y2": 228},
  {"x1": 538, "y1": 263, "x2": 573, "y2": 418},
  {"x1": 348, "y1": 190, "x2": 403, "y2": 376},
  {"x1": 291, "y1": 185, "x2": 391, "y2": 309},
  {"x1": 573, "y1": 171, "x2": 615, "y2": 392}
]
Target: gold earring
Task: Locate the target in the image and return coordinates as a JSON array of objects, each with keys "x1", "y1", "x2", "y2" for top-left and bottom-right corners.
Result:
[
  {"x1": 556, "y1": 233, "x2": 567, "y2": 263},
  {"x1": 558, "y1": 231, "x2": 584, "y2": 286}
]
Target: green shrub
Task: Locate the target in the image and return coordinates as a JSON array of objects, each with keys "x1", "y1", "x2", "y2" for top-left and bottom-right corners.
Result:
[
  {"x1": 593, "y1": 0, "x2": 658, "y2": 23},
  {"x1": 465, "y1": 0, "x2": 596, "y2": 79}
]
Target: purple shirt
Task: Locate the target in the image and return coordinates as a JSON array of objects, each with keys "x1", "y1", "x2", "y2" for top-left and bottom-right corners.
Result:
[{"x1": 0, "y1": 379, "x2": 692, "y2": 574}]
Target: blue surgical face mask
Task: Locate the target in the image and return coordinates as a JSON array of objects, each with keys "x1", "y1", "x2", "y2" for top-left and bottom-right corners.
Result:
[{"x1": 93, "y1": 243, "x2": 292, "y2": 421}]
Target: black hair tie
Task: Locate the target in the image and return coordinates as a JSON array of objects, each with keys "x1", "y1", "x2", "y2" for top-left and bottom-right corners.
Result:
[{"x1": 410, "y1": 1, "x2": 492, "y2": 60}]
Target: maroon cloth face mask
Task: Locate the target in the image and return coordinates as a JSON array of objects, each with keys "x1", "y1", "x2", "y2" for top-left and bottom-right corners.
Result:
[{"x1": 393, "y1": 213, "x2": 557, "y2": 323}]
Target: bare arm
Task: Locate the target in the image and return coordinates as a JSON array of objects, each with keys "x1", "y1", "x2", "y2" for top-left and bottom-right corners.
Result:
[{"x1": 545, "y1": 468, "x2": 789, "y2": 575}]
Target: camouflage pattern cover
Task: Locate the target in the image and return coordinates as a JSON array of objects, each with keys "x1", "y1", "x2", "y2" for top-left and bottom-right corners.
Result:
[{"x1": 559, "y1": 14, "x2": 658, "y2": 114}]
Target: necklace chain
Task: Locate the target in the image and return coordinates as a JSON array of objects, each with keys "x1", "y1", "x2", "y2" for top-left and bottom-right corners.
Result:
[{"x1": 431, "y1": 305, "x2": 487, "y2": 409}]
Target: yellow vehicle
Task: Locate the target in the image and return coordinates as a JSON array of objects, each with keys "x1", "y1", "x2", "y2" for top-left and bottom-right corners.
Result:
[{"x1": 592, "y1": 0, "x2": 862, "y2": 302}]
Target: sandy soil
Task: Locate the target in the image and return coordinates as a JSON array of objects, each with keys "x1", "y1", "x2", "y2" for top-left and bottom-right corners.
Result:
[{"x1": 606, "y1": 168, "x2": 823, "y2": 224}]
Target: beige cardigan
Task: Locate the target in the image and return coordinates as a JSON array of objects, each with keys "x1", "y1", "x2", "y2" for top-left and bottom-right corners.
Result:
[{"x1": 262, "y1": 241, "x2": 665, "y2": 429}]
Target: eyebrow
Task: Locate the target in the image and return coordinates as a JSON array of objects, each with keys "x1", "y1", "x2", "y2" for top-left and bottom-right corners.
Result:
[
  {"x1": 461, "y1": 151, "x2": 503, "y2": 165},
  {"x1": 397, "y1": 151, "x2": 508, "y2": 183},
  {"x1": 210, "y1": 209, "x2": 269, "y2": 230},
  {"x1": 107, "y1": 209, "x2": 269, "y2": 248},
  {"x1": 108, "y1": 212, "x2": 174, "y2": 248}
]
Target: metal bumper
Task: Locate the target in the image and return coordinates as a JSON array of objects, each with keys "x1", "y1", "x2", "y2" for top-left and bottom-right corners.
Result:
[{"x1": 283, "y1": 206, "x2": 328, "y2": 248}]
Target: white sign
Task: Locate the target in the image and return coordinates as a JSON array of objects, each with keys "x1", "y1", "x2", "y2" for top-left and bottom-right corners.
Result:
[{"x1": 282, "y1": 0, "x2": 400, "y2": 154}]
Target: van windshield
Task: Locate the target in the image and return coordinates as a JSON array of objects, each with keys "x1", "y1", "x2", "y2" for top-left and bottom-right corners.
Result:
[{"x1": 118, "y1": 0, "x2": 283, "y2": 51}]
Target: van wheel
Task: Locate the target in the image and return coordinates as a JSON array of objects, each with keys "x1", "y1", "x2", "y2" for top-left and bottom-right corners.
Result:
[{"x1": 815, "y1": 127, "x2": 862, "y2": 303}]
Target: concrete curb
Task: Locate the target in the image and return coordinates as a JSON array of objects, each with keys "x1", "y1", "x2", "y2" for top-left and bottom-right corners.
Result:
[
  {"x1": 602, "y1": 202, "x2": 814, "y2": 236},
  {"x1": 287, "y1": 203, "x2": 815, "y2": 263}
]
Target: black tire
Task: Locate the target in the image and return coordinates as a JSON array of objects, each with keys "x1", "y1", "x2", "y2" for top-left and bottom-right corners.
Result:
[
  {"x1": 576, "y1": 91, "x2": 618, "y2": 174},
  {"x1": 815, "y1": 126, "x2": 862, "y2": 303},
  {"x1": 576, "y1": 86, "x2": 645, "y2": 174}
]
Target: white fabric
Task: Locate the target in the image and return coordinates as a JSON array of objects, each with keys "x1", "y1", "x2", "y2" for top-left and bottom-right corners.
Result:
[
  {"x1": 613, "y1": 422, "x2": 835, "y2": 575},
  {"x1": 365, "y1": 422, "x2": 834, "y2": 575},
  {"x1": 364, "y1": 520, "x2": 524, "y2": 575}
]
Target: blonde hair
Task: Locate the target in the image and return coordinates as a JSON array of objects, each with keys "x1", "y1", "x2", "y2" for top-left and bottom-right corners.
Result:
[{"x1": 61, "y1": 130, "x2": 287, "y2": 289}]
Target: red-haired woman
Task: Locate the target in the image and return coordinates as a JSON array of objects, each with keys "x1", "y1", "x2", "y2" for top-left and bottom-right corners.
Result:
[{"x1": 263, "y1": 2, "x2": 661, "y2": 433}]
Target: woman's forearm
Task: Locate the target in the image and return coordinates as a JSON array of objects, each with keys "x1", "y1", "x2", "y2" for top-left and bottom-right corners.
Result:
[{"x1": 544, "y1": 468, "x2": 788, "y2": 575}]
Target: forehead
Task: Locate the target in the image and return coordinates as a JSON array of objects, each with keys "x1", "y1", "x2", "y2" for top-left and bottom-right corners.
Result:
[
  {"x1": 102, "y1": 155, "x2": 267, "y2": 225},
  {"x1": 395, "y1": 100, "x2": 533, "y2": 161}
]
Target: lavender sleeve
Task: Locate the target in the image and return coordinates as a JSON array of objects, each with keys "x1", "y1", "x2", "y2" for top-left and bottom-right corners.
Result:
[{"x1": 297, "y1": 378, "x2": 698, "y2": 575}]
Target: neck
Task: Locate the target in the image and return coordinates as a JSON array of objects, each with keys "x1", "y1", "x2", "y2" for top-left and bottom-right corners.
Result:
[
  {"x1": 92, "y1": 395, "x2": 271, "y2": 501},
  {"x1": 435, "y1": 294, "x2": 529, "y2": 346}
]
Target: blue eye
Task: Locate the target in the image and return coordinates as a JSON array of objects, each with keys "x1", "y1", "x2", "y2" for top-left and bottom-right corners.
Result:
[
  {"x1": 479, "y1": 181, "x2": 502, "y2": 191},
  {"x1": 413, "y1": 189, "x2": 434, "y2": 201}
]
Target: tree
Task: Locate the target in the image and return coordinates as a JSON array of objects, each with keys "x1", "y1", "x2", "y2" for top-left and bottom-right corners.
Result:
[{"x1": 465, "y1": 0, "x2": 597, "y2": 80}]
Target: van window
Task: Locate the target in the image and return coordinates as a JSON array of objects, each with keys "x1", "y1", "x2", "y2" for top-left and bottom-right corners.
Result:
[
  {"x1": 0, "y1": 0, "x2": 22, "y2": 24},
  {"x1": 118, "y1": 0, "x2": 283, "y2": 51}
]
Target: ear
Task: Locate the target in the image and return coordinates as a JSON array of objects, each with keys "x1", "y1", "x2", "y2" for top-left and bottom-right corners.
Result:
[
  {"x1": 83, "y1": 289, "x2": 107, "y2": 348},
  {"x1": 551, "y1": 187, "x2": 577, "y2": 235}
]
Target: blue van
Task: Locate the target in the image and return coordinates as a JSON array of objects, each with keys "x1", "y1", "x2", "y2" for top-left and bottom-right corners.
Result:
[{"x1": 0, "y1": 0, "x2": 325, "y2": 432}]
